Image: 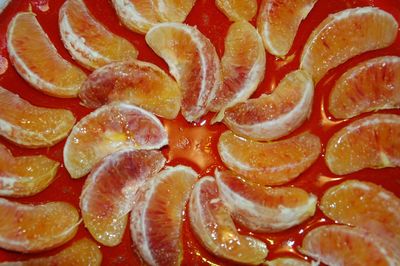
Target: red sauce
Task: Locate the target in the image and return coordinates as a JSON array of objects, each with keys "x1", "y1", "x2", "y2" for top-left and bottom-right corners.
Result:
[{"x1": 0, "y1": 0, "x2": 399, "y2": 264}]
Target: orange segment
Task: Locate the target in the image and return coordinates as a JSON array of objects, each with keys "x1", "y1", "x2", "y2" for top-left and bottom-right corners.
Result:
[
  {"x1": 189, "y1": 176, "x2": 268, "y2": 265},
  {"x1": 329, "y1": 56, "x2": 400, "y2": 119},
  {"x1": 80, "y1": 149, "x2": 165, "y2": 246},
  {"x1": 130, "y1": 165, "x2": 197, "y2": 265},
  {"x1": 215, "y1": 0, "x2": 257, "y2": 21},
  {"x1": 0, "y1": 143, "x2": 59, "y2": 197},
  {"x1": 64, "y1": 103, "x2": 168, "y2": 179},
  {"x1": 0, "y1": 87, "x2": 76, "y2": 148},
  {"x1": 0, "y1": 198, "x2": 79, "y2": 253},
  {"x1": 152, "y1": 0, "x2": 196, "y2": 22},
  {"x1": 59, "y1": 0, "x2": 138, "y2": 70},
  {"x1": 266, "y1": 258, "x2": 311, "y2": 266},
  {"x1": 79, "y1": 60, "x2": 181, "y2": 119},
  {"x1": 223, "y1": 70, "x2": 314, "y2": 141},
  {"x1": 300, "y1": 7, "x2": 398, "y2": 83},
  {"x1": 7, "y1": 12, "x2": 87, "y2": 98},
  {"x1": 325, "y1": 114, "x2": 400, "y2": 175},
  {"x1": 146, "y1": 22, "x2": 222, "y2": 122}
]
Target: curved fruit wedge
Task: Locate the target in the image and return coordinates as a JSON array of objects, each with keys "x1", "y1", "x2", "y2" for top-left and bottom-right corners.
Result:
[
  {"x1": 257, "y1": 0, "x2": 317, "y2": 57},
  {"x1": 266, "y1": 258, "x2": 311, "y2": 266},
  {"x1": 215, "y1": 170, "x2": 317, "y2": 232},
  {"x1": 329, "y1": 56, "x2": 400, "y2": 119},
  {"x1": 130, "y1": 165, "x2": 197, "y2": 266},
  {"x1": 189, "y1": 176, "x2": 268, "y2": 265},
  {"x1": 215, "y1": 0, "x2": 257, "y2": 21},
  {"x1": 152, "y1": 0, "x2": 196, "y2": 22},
  {"x1": 0, "y1": 87, "x2": 76, "y2": 148},
  {"x1": 223, "y1": 70, "x2": 313, "y2": 141},
  {"x1": 7, "y1": 12, "x2": 87, "y2": 98},
  {"x1": 146, "y1": 22, "x2": 222, "y2": 122},
  {"x1": 0, "y1": 143, "x2": 59, "y2": 197},
  {"x1": 63, "y1": 103, "x2": 168, "y2": 179},
  {"x1": 80, "y1": 149, "x2": 165, "y2": 246},
  {"x1": 59, "y1": 0, "x2": 138, "y2": 70},
  {"x1": 0, "y1": 198, "x2": 79, "y2": 253},
  {"x1": 301, "y1": 7, "x2": 398, "y2": 83},
  {"x1": 79, "y1": 60, "x2": 181, "y2": 119},
  {"x1": 325, "y1": 114, "x2": 400, "y2": 175}
]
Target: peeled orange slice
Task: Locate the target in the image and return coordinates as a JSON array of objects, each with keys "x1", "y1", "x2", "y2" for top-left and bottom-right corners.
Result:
[
  {"x1": 301, "y1": 7, "x2": 398, "y2": 83},
  {"x1": 266, "y1": 258, "x2": 311, "y2": 266},
  {"x1": 223, "y1": 70, "x2": 313, "y2": 141},
  {"x1": 325, "y1": 114, "x2": 400, "y2": 175},
  {"x1": 0, "y1": 198, "x2": 79, "y2": 253},
  {"x1": 0, "y1": 143, "x2": 59, "y2": 197},
  {"x1": 80, "y1": 149, "x2": 165, "y2": 246},
  {"x1": 146, "y1": 22, "x2": 222, "y2": 122},
  {"x1": 189, "y1": 176, "x2": 268, "y2": 265},
  {"x1": 215, "y1": 170, "x2": 317, "y2": 232},
  {"x1": 64, "y1": 103, "x2": 168, "y2": 179},
  {"x1": 130, "y1": 165, "x2": 197, "y2": 266},
  {"x1": 7, "y1": 12, "x2": 87, "y2": 98},
  {"x1": 215, "y1": 0, "x2": 257, "y2": 21},
  {"x1": 59, "y1": 0, "x2": 138, "y2": 70},
  {"x1": 0, "y1": 87, "x2": 76, "y2": 148},
  {"x1": 329, "y1": 56, "x2": 400, "y2": 119},
  {"x1": 79, "y1": 60, "x2": 181, "y2": 119},
  {"x1": 152, "y1": 0, "x2": 196, "y2": 22}
]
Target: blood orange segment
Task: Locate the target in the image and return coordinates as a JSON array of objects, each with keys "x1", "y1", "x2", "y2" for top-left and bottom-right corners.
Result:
[
  {"x1": 215, "y1": 170, "x2": 317, "y2": 232},
  {"x1": 329, "y1": 56, "x2": 400, "y2": 119},
  {"x1": 130, "y1": 165, "x2": 197, "y2": 266},
  {"x1": 189, "y1": 176, "x2": 268, "y2": 265},
  {"x1": 266, "y1": 258, "x2": 311, "y2": 266},
  {"x1": 80, "y1": 149, "x2": 166, "y2": 246},
  {"x1": 152, "y1": 0, "x2": 196, "y2": 22},
  {"x1": 79, "y1": 60, "x2": 181, "y2": 119},
  {"x1": 215, "y1": 0, "x2": 257, "y2": 21},
  {"x1": 325, "y1": 114, "x2": 400, "y2": 175},
  {"x1": 223, "y1": 70, "x2": 314, "y2": 141},
  {"x1": 146, "y1": 22, "x2": 222, "y2": 122},
  {"x1": 300, "y1": 7, "x2": 398, "y2": 83},
  {"x1": 59, "y1": 0, "x2": 138, "y2": 70},
  {"x1": 63, "y1": 103, "x2": 168, "y2": 179},
  {"x1": 7, "y1": 12, "x2": 87, "y2": 98},
  {"x1": 0, "y1": 198, "x2": 79, "y2": 253},
  {"x1": 0, "y1": 143, "x2": 59, "y2": 197},
  {"x1": 0, "y1": 87, "x2": 76, "y2": 148}
]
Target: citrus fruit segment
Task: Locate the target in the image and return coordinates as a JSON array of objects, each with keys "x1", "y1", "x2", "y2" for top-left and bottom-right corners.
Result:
[
  {"x1": 325, "y1": 114, "x2": 400, "y2": 175},
  {"x1": 64, "y1": 103, "x2": 168, "y2": 179},
  {"x1": 218, "y1": 131, "x2": 321, "y2": 186},
  {"x1": 266, "y1": 258, "x2": 311, "y2": 266},
  {"x1": 59, "y1": 0, "x2": 138, "y2": 70},
  {"x1": 300, "y1": 7, "x2": 398, "y2": 83},
  {"x1": 189, "y1": 176, "x2": 268, "y2": 265},
  {"x1": 257, "y1": 0, "x2": 317, "y2": 57},
  {"x1": 0, "y1": 87, "x2": 76, "y2": 148},
  {"x1": 329, "y1": 56, "x2": 400, "y2": 119},
  {"x1": 152, "y1": 0, "x2": 196, "y2": 22},
  {"x1": 80, "y1": 149, "x2": 166, "y2": 247},
  {"x1": 0, "y1": 198, "x2": 79, "y2": 253},
  {"x1": 215, "y1": 170, "x2": 317, "y2": 232},
  {"x1": 146, "y1": 22, "x2": 222, "y2": 122},
  {"x1": 223, "y1": 70, "x2": 314, "y2": 141},
  {"x1": 79, "y1": 60, "x2": 181, "y2": 119},
  {"x1": 130, "y1": 165, "x2": 197, "y2": 266},
  {"x1": 215, "y1": 0, "x2": 257, "y2": 21},
  {"x1": 208, "y1": 21, "x2": 265, "y2": 115},
  {"x1": 7, "y1": 12, "x2": 87, "y2": 98},
  {"x1": 0, "y1": 143, "x2": 59, "y2": 197}
]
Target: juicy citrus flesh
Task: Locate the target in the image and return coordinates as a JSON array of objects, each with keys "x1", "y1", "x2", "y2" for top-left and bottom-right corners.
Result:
[
  {"x1": 0, "y1": 143, "x2": 59, "y2": 197},
  {"x1": 189, "y1": 176, "x2": 268, "y2": 265},
  {"x1": 223, "y1": 70, "x2": 314, "y2": 141},
  {"x1": 301, "y1": 7, "x2": 398, "y2": 83},
  {"x1": 7, "y1": 12, "x2": 87, "y2": 98},
  {"x1": 329, "y1": 56, "x2": 400, "y2": 119},
  {"x1": 63, "y1": 103, "x2": 168, "y2": 179},
  {"x1": 218, "y1": 131, "x2": 321, "y2": 186},
  {"x1": 325, "y1": 113, "x2": 400, "y2": 175},
  {"x1": 215, "y1": 170, "x2": 317, "y2": 232},
  {"x1": 130, "y1": 165, "x2": 197, "y2": 266},
  {"x1": 266, "y1": 258, "x2": 311, "y2": 266},
  {"x1": 59, "y1": 0, "x2": 138, "y2": 70},
  {"x1": 152, "y1": 0, "x2": 196, "y2": 22},
  {"x1": 215, "y1": 0, "x2": 258, "y2": 21},
  {"x1": 0, "y1": 87, "x2": 76, "y2": 148},
  {"x1": 79, "y1": 60, "x2": 181, "y2": 119},
  {"x1": 80, "y1": 149, "x2": 166, "y2": 246},
  {"x1": 0, "y1": 198, "x2": 79, "y2": 253}
]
